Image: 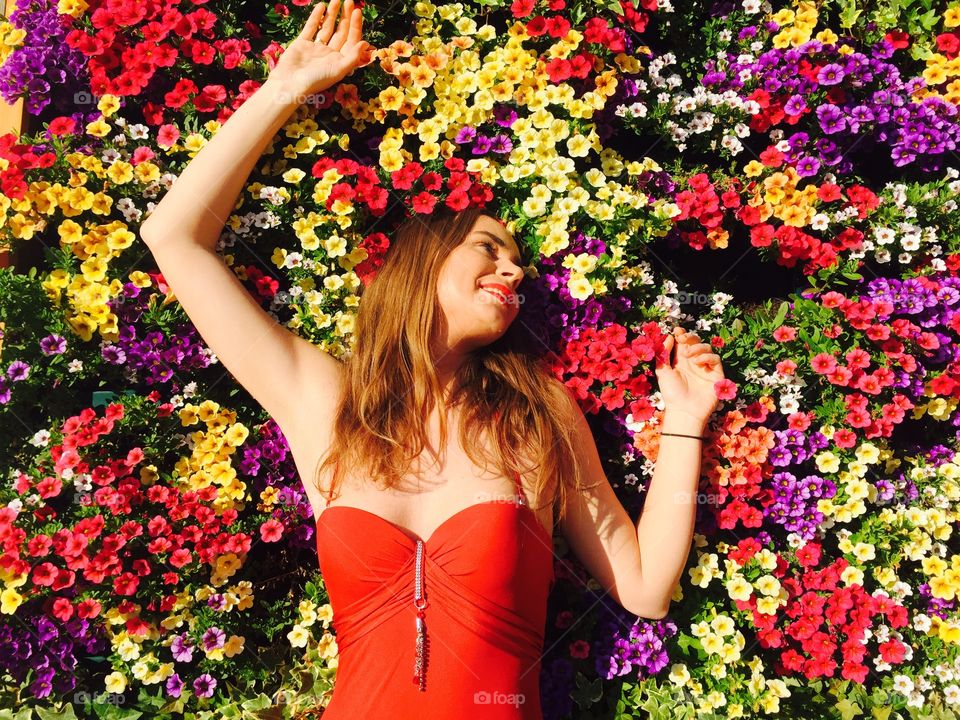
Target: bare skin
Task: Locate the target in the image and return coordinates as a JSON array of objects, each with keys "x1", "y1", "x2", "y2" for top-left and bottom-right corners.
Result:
[{"x1": 143, "y1": 0, "x2": 726, "y2": 619}]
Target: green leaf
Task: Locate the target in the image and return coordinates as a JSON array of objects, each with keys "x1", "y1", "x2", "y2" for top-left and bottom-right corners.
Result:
[
  {"x1": 35, "y1": 707, "x2": 78, "y2": 720},
  {"x1": 772, "y1": 300, "x2": 789, "y2": 328},
  {"x1": 836, "y1": 698, "x2": 863, "y2": 720}
]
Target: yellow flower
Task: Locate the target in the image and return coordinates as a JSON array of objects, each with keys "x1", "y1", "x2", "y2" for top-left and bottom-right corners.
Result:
[
  {"x1": 566, "y1": 134, "x2": 591, "y2": 157},
  {"x1": 710, "y1": 615, "x2": 735, "y2": 636},
  {"x1": 97, "y1": 94, "x2": 120, "y2": 117},
  {"x1": 945, "y1": 6, "x2": 960, "y2": 27},
  {"x1": 104, "y1": 672, "x2": 127, "y2": 694},
  {"x1": 57, "y1": 0, "x2": 88, "y2": 18},
  {"x1": 756, "y1": 596, "x2": 780, "y2": 615},
  {"x1": 754, "y1": 575, "x2": 781, "y2": 596},
  {"x1": 282, "y1": 168, "x2": 306, "y2": 184},
  {"x1": 567, "y1": 273, "x2": 593, "y2": 300},
  {"x1": 701, "y1": 633, "x2": 723, "y2": 654},
  {"x1": 815, "y1": 451, "x2": 840, "y2": 474},
  {"x1": 0, "y1": 588, "x2": 23, "y2": 614},
  {"x1": 725, "y1": 575, "x2": 752, "y2": 601},
  {"x1": 668, "y1": 663, "x2": 690, "y2": 685},
  {"x1": 288, "y1": 624, "x2": 310, "y2": 648},
  {"x1": 85, "y1": 118, "x2": 110, "y2": 138},
  {"x1": 840, "y1": 565, "x2": 864, "y2": 586}
]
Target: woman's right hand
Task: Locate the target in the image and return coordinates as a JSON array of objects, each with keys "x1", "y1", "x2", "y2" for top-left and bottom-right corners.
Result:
[{"x1": 268, "y1": 0, "x2": 375, "y2": 100}]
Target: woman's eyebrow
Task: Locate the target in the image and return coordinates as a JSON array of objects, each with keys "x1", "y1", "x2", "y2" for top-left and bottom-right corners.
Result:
[{"x1": 475, "y1": 230, "x2": 524, "y2": 265}]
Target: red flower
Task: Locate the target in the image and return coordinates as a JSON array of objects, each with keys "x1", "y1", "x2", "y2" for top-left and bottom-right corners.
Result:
[
  {"x1": 47, "y1": 117, "x2": 76, "y2": 136},
  {"x1": 772, "y1": 326, "x2": 796, "y2": 342},
  {"x1": 77, "y1": 598, "x2": 101, "y2": 619},
  {"x1": 545, "y1": 58, "x2": 571, "y2": 83},
  {"x1": 510, "y1": 0, "x2": 535, "y2": 17},
  {"x1": 51, "y1": 597, "x2": 74, "y2": 622},
  {"x1": 810, "y1": 353, "x2": 837, "y2": 374},
  {"x1": 32, "y1": 562, "x2": 57, "y2": 586},
  {"x1": 194, "y1": 84, "x2": 227, "y2": 113},
  {"x1": 878, "y1": 639, "x2": 906, "y2": 664},
  {"x1": 411, "y1": 191, "x2": 437, "y2": 214},
  {"x1": 445, "y1": 188, "x2": 470, "y2": 211},
  {"x1": 526, "y1": 16, "x2": 546, "y2": 36},
  {"x1": 114, "y1": 572, "x2": 139, "y2": 595},
  {"x1": 795, "y1": 542, "x2": 821, "y2": 568},
  {"x1": 544, "y1": 16, "x2": 570, "y2": 38}
]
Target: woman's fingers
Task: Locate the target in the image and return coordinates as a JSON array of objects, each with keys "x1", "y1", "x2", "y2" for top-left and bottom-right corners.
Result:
[
  {"x1": 345, "y1": 5, "x2": 363, "y2": 49},
  {"x1": 316, "y1": 0, "x2": 341, "y2": 44},
  {"x1": 297, "y1": 2, "x2": 326, "y2": 42},
  {"x1": 328, "y1": 0, "x2": 354, "y2": 49}
]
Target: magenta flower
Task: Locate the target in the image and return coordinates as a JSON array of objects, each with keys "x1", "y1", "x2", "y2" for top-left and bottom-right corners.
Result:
[{"x1": 192, "y1": 674, "x2": 216, "y2": 699}]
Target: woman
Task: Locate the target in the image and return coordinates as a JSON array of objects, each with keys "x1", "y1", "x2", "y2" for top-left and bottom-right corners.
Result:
[{"x1": 140, "y1": 1, "x2": 726, "y2": 717}]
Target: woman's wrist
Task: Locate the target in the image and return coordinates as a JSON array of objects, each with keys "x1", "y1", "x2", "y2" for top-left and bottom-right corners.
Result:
[
  {"x1": 261, "y1": 75, "x2": 312, "y2": 110},
  {"x1": 660, "y1": 407, "x2": 709, "y2": 436}
]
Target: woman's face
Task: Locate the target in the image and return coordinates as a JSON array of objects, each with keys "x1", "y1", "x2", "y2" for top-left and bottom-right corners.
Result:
[{"x1": 433, "y1": 214, "x2": 526, "y2": 353}]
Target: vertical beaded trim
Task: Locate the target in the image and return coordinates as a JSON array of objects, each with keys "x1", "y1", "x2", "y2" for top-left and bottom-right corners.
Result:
[{"x1": 412, "y1": 538, "x2": 428, "y2": 691}]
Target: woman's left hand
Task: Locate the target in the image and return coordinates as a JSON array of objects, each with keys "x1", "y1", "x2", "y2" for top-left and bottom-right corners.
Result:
[{"x1": 655, "y1": 326, "x2": 726, "y2": 424}]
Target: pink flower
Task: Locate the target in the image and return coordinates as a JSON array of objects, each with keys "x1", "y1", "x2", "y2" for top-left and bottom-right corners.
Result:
[
  {"x1": 772, "y1": 326, "x2": 796, "y2": 342},
  {"x1": 776, "y1": 359, "x2": 797, "y2": 375},
  {"x1": 810, "y1": 353, "x2": 837, "y2": 374},
  {"x1": 832, "y1": 428, "x2": 857, "y2": 448},
  {"x1": 844, "y1": 348, "x2": 871, "y2": 369},
  {"x1": 157, "y1": 123, "x2": 180, "y2": 148},
  {"x1": 714, "y1": 378, "x2": 737, "y2": 400},
  {"x1": 131, "y1": 146, "x2": 156, "y2": 164},
  {"x1": 260, "y1": 519, "x2": 283, "y2": 542}
]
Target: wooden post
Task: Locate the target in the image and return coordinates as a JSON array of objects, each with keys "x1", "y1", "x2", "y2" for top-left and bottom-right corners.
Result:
[{"x1": 0, "y1": 0, "x2": 25, "y2": 269}]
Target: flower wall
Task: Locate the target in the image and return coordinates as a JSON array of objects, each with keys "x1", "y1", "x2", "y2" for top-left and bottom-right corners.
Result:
[{"x1": 1, "y1": 0, "x2": 960, "y2": 718}]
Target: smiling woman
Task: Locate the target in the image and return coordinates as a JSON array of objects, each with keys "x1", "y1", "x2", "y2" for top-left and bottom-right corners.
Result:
[
  {"x1": 135, "y1": 0, "x2": 723, "y2": 716},
  {"x1": 313, "y1": 205, "x2": 587, "y2": 518}
]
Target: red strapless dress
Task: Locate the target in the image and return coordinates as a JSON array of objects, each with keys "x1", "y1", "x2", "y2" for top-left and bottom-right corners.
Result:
[{"x1": 314, "y1": 470, "x2": 555, "y2": 718}]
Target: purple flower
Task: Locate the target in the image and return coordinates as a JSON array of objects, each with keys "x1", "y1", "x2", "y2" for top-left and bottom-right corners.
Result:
[
  {"x1": 472, "y1": 135, "x2": 493, "y2": 155},
  {"x1": 795, "y1": 155, "x2": 821, "y2": 177},
  {"x1": 816, "y1": 103, "x2": 847, "y2": 134},
  {"x1": 170, "y1": 634, "x2": 194, "y2": 663},
  {"x1": 489, "y1": 134, "x2": 513, "y2": 154},
  {"x1": 101, "y1": 345, "x2": 126, "y2": 364},
  {"x1": 202, "y1": 627, "x2": 225, "y2": 652},
  {"x1": 6, "y1": 360, "x2": 30, "y2": 382},
  {"x1": 166, "y1": 673, "x2": 184, "y2": 698},
  {"x1": 784, "y1": 95, "x2": 807, "y2": 115},
  {"x1": 817, "y1": 63, "x2": 846, "y2": 85},
  {"x1": 454, "y1": 126, "x2": 476, "y2": 144},
  {"x1": 40, "y1": 334, "x2": 66, "y2": 355},
  {"x1": 0, "y1": 379, "x2": 10, "y2": 405},
  {"x1": 193, "y1": 673, "x2": 217, "y2": 699}
]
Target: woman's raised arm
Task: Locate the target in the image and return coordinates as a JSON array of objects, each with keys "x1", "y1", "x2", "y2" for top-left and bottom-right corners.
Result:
[
  {"x1": 140, "y1": 0, "x2": 373, "y2": 248},
  {"x1": 138, "y1": 0, "x2": 373, "y2": 449}
]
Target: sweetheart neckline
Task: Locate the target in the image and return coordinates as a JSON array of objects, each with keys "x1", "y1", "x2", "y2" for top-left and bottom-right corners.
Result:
[{"x1": 316, "y1": 500, "x2": 553, "y2": 547}]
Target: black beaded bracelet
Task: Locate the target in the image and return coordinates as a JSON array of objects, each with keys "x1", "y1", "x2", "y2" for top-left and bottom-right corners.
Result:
[{"x1": 660, "y1": 431, "x2": 706, "y2": 441}]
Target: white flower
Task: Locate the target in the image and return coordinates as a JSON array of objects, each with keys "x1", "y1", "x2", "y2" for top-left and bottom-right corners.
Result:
[
  {"x1": 30, "y1": 429, "x2": 51, "y2": 447},
  {"x1": 892, "y1": 674, "x2": 914, "y2": 694}
]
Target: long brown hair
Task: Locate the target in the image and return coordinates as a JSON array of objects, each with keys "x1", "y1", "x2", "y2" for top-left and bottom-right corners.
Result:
[{"x1": 312, "y1": 206, "x2": 592, "y2": 523}]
